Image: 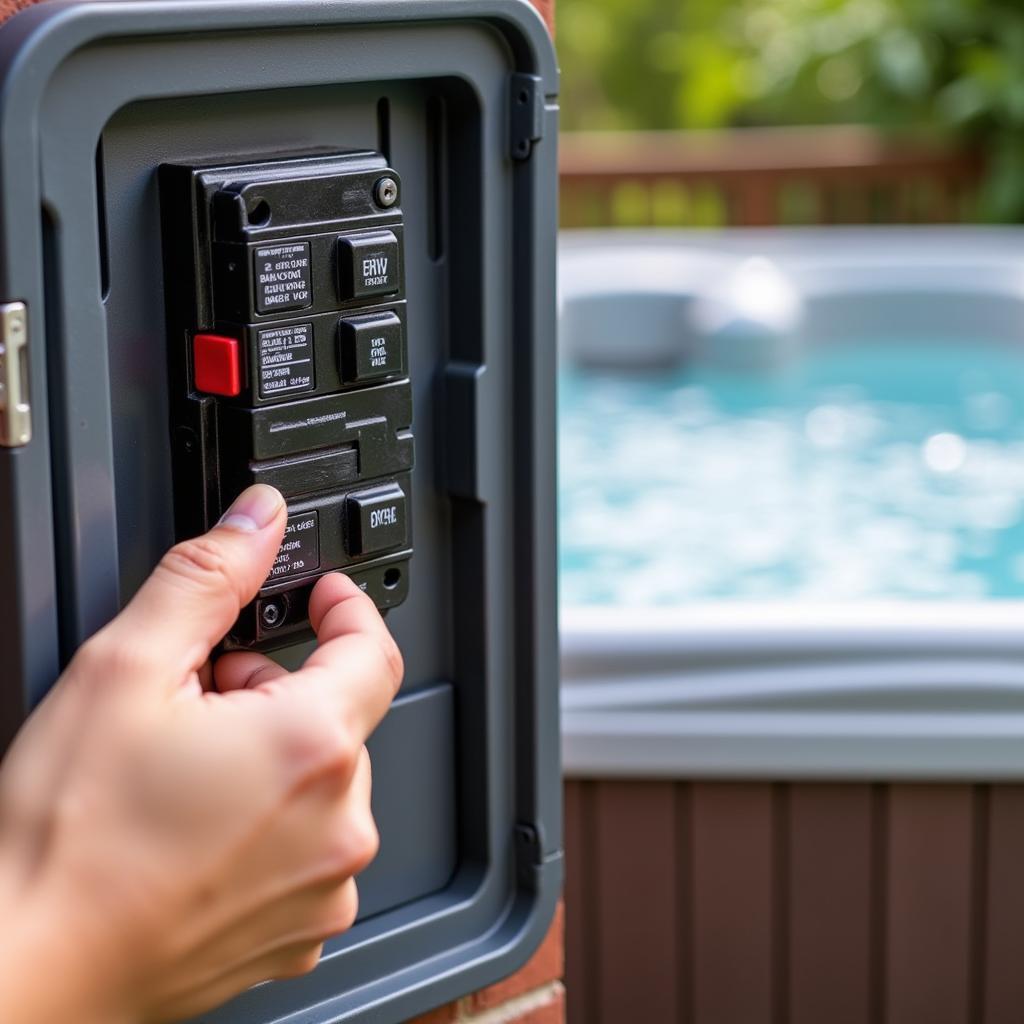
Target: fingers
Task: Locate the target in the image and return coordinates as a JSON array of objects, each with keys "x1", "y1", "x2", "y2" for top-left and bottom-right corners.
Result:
[
  {"x1": 287, "y1": 574, "x2": 404, "y2": 742},
  {"x1": 306, "y1": 572, "x2": 390, "y2": 648},
  {"x1": 149, "y1": 752, "x2": 375, "y2": 1022},
  {"x1": 155, "y1": 937, "x2": 325, "y2": 1023},
  {"x1": 328, "y1": 746, "x2": 377, "y2": 879},
  {"x1": 194, "y1": 660, "x2": 215, "y2": 695},
  {"x1": 108, "y1": 486, "x2": 286, "y2": 684},
  {"x1": 213, "y1": 652, "x2": 288, "y2": 693}
]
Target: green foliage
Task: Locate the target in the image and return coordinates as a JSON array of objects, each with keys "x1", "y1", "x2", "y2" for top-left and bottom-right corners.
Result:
[{"x1": 557, "y1": 0, "x2": 1024, "y2": 219}]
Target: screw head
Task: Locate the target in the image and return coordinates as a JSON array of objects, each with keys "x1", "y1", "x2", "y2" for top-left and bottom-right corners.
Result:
[
  {"x1": 260, "y1": 599, "x2": 284, "y2": 629},
  {"x1": 374, "y1": 176, "x2": 399, "y2": 209}
]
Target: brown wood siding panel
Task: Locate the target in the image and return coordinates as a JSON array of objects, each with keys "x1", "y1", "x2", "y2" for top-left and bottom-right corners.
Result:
[
  {"x1": 787, "y1": 785, "x2": 874, "y2": 1024},
  {"x1": 563, "y1": 782, "x2": 1024, "y2": 1024},
  {"x1": 591, "y1": 781, "x2": 681, "y2": 1023},
  {"x1": 983, "y1": 786, "x2": 1024, "y2": 1024},
  {"x1": 690, "y1": 783, "x2": 776, "y2": 1024},
  {"x1": 884, "y1": 785, "x2": 975, "y2": 1024}
]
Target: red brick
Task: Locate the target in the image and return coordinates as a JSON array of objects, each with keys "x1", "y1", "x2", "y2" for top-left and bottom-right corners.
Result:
[
  {"x1": 501, "y1": 985, "x2": 565, "y2": 1024},
  {"x1": 0, "y1": 0, "x2": 41, "y2": 26},
  {"x1": 467, "y1": 902, "x2": 564, "y2": 1013},
  {"x1": 527, "y1": 0, "x2": 555, "y2": 35},
  {"x1": 405, "y1": 1001, "x2": 460, "y2": 1024}
]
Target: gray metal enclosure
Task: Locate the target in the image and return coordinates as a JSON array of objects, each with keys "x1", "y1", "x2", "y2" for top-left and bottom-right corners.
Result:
[{"x1": 0, "y1": 2, "x2": 561, "y2": 1021}]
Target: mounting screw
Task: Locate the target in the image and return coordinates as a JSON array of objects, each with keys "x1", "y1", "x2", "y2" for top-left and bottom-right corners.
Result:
[
  {"x1": 260, "y1": 598, "x2": 285, "y2": 630},
  {"x1": 374, "y1": 176, "x2": 399, "y2": 209},
  {"x1": 175, "y1": 426, "x2": 199, "y2": 457}
]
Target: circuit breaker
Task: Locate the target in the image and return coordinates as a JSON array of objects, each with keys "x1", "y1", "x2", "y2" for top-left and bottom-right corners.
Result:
[
  {"x1": 0, "y1": 1, "x2": 560, "y2": 1022},
  {"x1": 161, "y1": 152, "x2": 414, "y2": 648}
]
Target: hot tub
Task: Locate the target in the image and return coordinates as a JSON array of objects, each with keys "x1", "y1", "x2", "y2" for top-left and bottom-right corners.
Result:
[
  {"x1": 559, "y1": 227, "x2": 1024, "y2": 779},
  {"x1": 558, "y1": 229, "x2": 1024, "y2": 1024}
]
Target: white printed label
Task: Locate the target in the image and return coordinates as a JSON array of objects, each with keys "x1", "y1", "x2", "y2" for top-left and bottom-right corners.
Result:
[
  {"x1": 254, "y1": 242, "x2": 312, "y2": 313},
  {"x1": 268, "y1": 511, "x2": 320, "y2": 581},
  {"x1": 370, "y1": 505, "x2": 398, "y2": 530},
  {"x1": 357, "y1": 247, "x2": 395, "y2": 291},
  {"x1": 258, "y1": 322, "x2": 314, "y2": 399}
]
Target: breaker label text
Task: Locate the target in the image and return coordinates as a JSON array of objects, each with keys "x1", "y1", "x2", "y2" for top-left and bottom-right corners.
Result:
[
  {"x1": 254, "y1": 242, "x2": 312, "y2": 313},
  {"x1": 258, "y1": 322, "x2": 314, "y2": 398},
  {"x1": 268, "y1": 511, "x2": 320, "y2": 581}
]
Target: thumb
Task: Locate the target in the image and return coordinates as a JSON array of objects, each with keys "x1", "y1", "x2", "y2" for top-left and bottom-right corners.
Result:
[{"x1": 108, "y1": 485, "x2": 287, "y2": 678}]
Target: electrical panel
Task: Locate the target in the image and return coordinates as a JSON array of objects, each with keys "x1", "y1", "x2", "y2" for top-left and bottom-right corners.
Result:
[{"x1": 161, "y1": 152, "x2": 413, "y2": 649}]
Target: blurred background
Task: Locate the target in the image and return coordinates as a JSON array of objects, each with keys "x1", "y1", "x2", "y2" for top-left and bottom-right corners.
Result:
[
  {"x1": 554, "y1": 0, "x2": 1024, "y2": 608},
  {"x1": 555, "y1": 6, "x2": 1024, "y2": 1023},
  {"x1": 556, "y1": 0, "x2": 1018, "y2": 227}
]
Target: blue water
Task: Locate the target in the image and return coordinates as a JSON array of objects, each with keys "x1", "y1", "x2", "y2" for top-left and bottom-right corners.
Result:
[{"x1": 559, "y1": 342, "x2": 1024, "y2": 605}]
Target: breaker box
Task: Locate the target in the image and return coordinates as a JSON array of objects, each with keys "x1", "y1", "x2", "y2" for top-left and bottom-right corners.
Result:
[
  {"x1": 161, "y1": 150, "x2": 416, "y2": 648},
  {"x1": 0, "y1": 1, "x2": 560, "y2": 1022}
]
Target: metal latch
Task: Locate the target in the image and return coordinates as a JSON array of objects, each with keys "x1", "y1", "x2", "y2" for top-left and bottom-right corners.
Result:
[{"x1": 0, "y1": 302, "x2": 31, "y2": 447}]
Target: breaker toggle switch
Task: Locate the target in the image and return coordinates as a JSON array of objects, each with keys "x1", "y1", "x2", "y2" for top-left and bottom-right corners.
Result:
[
  {"x1": 339, "y1": 310, "x2": 405, "y2": 382},
  {"x1": 346, "y1": 482, "x2": 408, "y2": 555},
  {"x1": 337, "y1": 229, "x2": 400, "y2": 299},
  {"x1": 193, "y1": 332, "x2": 242, "y2": 397}
]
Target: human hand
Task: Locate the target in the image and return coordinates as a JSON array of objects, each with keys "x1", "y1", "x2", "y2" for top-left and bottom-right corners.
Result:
[{"x1": 0, "y1": 484, "x2": 403, "y2": 1024}]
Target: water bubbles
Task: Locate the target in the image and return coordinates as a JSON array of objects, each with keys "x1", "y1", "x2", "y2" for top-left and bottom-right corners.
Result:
[
  {"x1": 922, "y1": 432, "x2": 967, "y2": 473},
  {"x1": 965, "y1": 391, "x2": 1012, "y2": 431},
  {"x1": 559, "y1": 342, "x2": 1024, "y2": 605},
  {"x1": 963, "y1": 494, "x2": 1021, "y2": 532},
  {"x1": 805, "y1": 404, "x2": 849, "y2": 448}
]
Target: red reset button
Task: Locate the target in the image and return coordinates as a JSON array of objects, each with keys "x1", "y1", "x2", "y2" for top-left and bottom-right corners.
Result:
[{"x1": 193, "y1": 333, "x2": 242, "y2": 397}]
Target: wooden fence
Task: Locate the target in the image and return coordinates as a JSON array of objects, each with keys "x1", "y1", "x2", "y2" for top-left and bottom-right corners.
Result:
[{"x1": 560, "y1": 126, "x2": 985, "y2": 229}]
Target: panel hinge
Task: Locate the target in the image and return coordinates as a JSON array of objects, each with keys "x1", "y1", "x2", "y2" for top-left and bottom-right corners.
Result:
[
  {"x1": 509, "y1": 73, "x2": 545, "y2": 161},
  {"x1": 515, "y1": 822, "x2": 546, "y2": 890},
  {"x1": 0, "y1": 302, "x2": 31, "y2": 447}
]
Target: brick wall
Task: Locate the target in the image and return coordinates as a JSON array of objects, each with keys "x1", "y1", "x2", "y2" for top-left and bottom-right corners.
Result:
[
  {"x1": 0, "y1": 0, "x2": 34, "y2": 24},
  {"x1": 407, "y1": 903, "x2": 565, "y2": 1024}
]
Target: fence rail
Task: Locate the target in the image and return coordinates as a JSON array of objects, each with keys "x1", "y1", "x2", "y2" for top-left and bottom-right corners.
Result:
[{"x1": 559, "y1": 126, "x2": 984, "y2": 228}]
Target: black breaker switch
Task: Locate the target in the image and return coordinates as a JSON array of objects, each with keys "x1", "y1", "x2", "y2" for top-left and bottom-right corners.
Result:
[
  {"x1": 347, "y1": 483, "x2": 408, "y2": 555},
  {"x1": 160, "y1": 150, "x2": 414, "y2": 651},
  {"x1": 337, "y1": 229, "x2": 401, "y2": 299},
  {"x1": 339, "y1": 311, "x2": 405, "y2": 382}
]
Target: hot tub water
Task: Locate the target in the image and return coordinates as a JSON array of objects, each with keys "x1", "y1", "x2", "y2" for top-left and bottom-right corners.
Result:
[{"x1": 559, "y1": 341, "x2": 1024, "y2": 605}]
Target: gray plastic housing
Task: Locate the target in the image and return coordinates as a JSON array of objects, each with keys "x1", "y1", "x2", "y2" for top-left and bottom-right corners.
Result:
[{"x1": 0, "y1": 1, "x2": 561, "y2": 1021}]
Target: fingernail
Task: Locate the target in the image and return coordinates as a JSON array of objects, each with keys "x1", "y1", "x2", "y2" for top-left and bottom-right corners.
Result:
[{"x1": 218, "y1": 485, "x2": 284, "y2": 533}]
